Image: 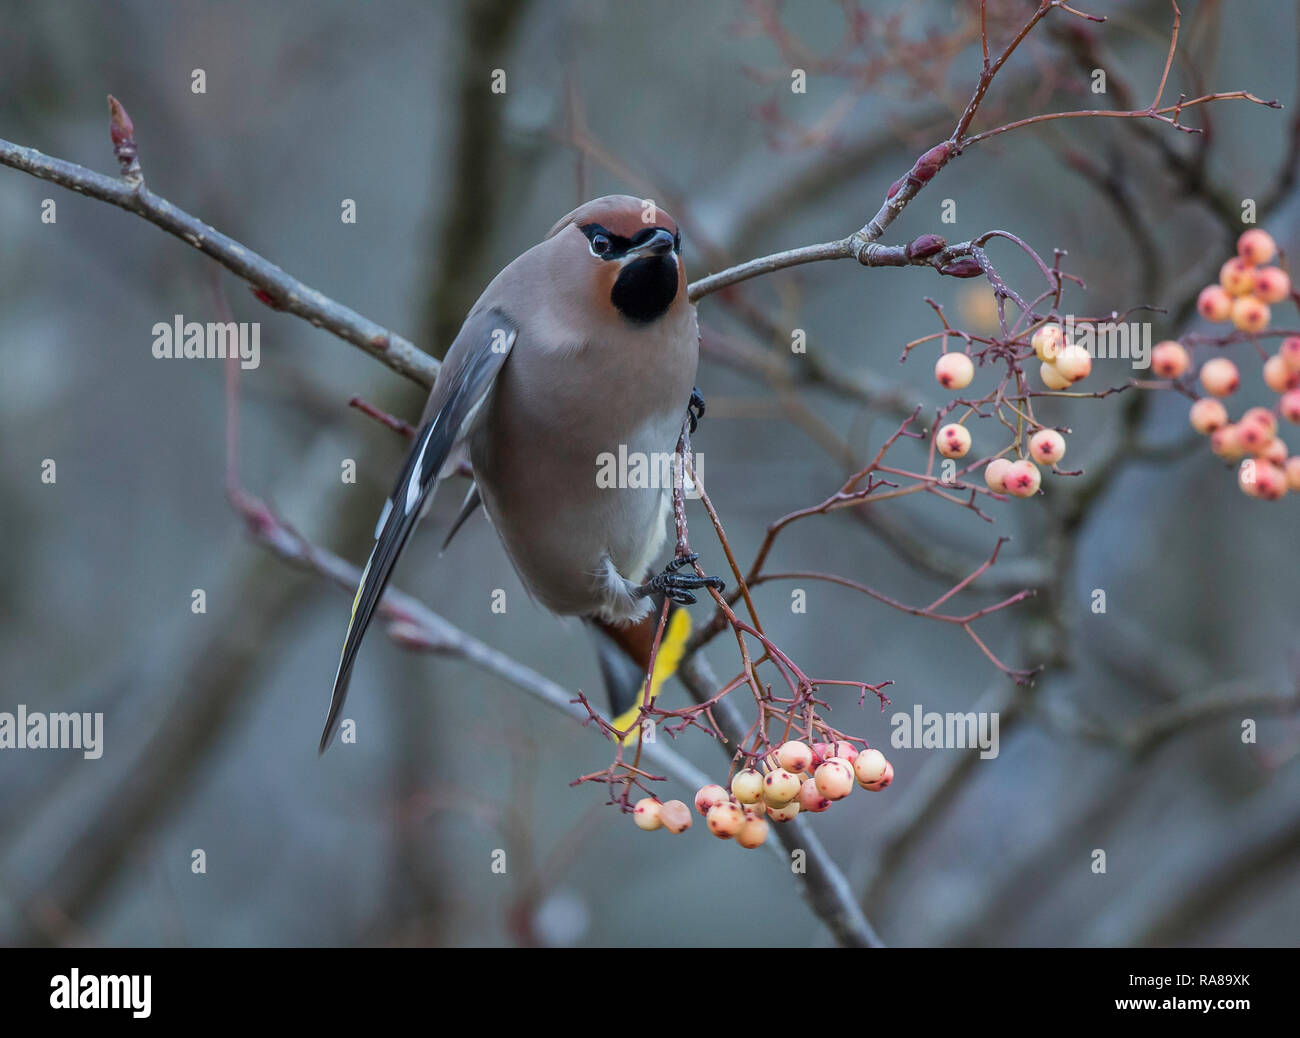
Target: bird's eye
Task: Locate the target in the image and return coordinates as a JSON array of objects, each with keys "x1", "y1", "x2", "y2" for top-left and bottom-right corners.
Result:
[{"x1": 590, "y1": 233, "x2": 611, "y2": 257}]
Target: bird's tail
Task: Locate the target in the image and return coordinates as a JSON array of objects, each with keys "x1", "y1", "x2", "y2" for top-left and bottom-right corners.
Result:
[{"x1": 587, "y1": 603, "x2": 692, "y2": 745}]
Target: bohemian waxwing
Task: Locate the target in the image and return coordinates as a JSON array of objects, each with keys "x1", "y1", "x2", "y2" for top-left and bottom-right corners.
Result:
[{"x1": 320, "y1": 195, "x2": 721, "y2": 752}]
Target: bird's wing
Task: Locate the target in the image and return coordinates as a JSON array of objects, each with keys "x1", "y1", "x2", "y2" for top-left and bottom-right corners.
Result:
[{"x1": 319, "y1": 307, "x2": 518, "y2": 753}]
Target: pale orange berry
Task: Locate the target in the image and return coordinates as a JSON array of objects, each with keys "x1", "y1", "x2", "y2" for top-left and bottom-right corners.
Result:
[
  {"x1": 1004, "y1": 459, "x2": 1042, "y2": 498},
  {"x1": 736, "y1": 816, "x2": 770, "y2": 849},
  {"x1": 1281, "y1": 389, "x2": 1300, "y2": 424},
  {"x1": 1210, "y1": 424, "x2": 1245, "y2": 460},
  {"x1": 1281, "y1": 337, "x2": 1300, "y2": 372},
  {"x1": 865, "y1": 761, "x2": 895, "y2": 791},
  {"x1": 853, "y1": 749, "x2": 888, "y2": 788},
  {"x1": 1259, "y1": 438, "x2": 1288, "y2": 466},
  {"x1": 984, "y1": 457, "x2": 1014, "y2": 492},
  {"x1": 633, "y1": 798, "x2": 663, "y2": 831},
  {"x1": 1199, "y1": 357, "x2": 1240, "y2": 397},
  {"x1": 814, "y1": 760, "x2": 855, "y2": 801},
  {"x1": 1285, "y1": 456, "x2": 1300, "y2": 491},
  {"x1": 766, "y1": 799, "x2": 801, "y2": 823},
  {"x1": 694, "y1": 784, "x2": 730, "y2": 816},
  {"x1": 763, "y1": 769, "x2": 803, "y2": 807},
  {"x1": 799, "y1": 777, "x2": 831, "y2": 813},
  {"x1": 1039, "y1": 361, "x2": 1071, "y2": 390},
  {"x1": 776, "y1": 740, "x2": 814, "y2": 775},
  {"x1": 1029, "y1": 429, "x2": 1066, "y2": 465},
  {"x1": 1197, "y1": 284, "x2": 1233, "y2": 322},
  {"x1": 1053, "y1": 344, "x2": 1092, "y2": 383},
  {"x1": 731, "y1": 768, "x2": 764, "y2": 805},
  {"x1": 937, "y1": 423, "x2": 972, "y2": 459},
  {"x1": 1231, "y1": 295, "x2": 1270, "y2": 333},
  {"x1": 1150, "y1": 340, "x2": 1190, "y2": 378},
  {"x1": 935, "y1": 352, "x2": 975, "y2": 390},
  {"x1": 1189, "y1": 397, "x2": 1229, "y2": 434},
  {"x1": 1031, "y1": 324, "x2": 1064, "y2": 362},
  {"x1": 1254, "y1": 266, "x2": 1292, "y2": 304},
  {"x1": 1237, "y1": 228, "x2": 1277, "y2": 266},
  {"x1": 659, "y1": 800, "x2": 693, "y2": 834},
  {"x1": 1220, "y1": 257, "x2": 1257, "y2": 296},
  {"x1": 706, "y1": 802, "x2": 746, "y2": 839},
  {"x1": 1264, "y1": 354, "x2": 1300, "y2": 394}
]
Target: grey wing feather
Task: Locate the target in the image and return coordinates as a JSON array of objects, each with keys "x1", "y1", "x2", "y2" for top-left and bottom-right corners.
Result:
[{"x1": 319, "y1": 308, "x2": 517, "y2": 753}]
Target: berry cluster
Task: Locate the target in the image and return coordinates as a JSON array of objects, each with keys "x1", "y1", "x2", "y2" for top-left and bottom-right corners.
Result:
[
  {"x1": 632, "y1": 740, "x2": 893, "y2": 849},
  {"x1": 932, "y1": 320, "x2": 1085, "y2": 502},
  {"x1": 1187, "y1": 230, "x2": 1300, "y2": 500}
]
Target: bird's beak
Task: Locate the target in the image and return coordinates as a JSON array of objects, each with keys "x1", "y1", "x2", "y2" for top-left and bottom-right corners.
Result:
[{"x1": 625, "y1": 228, "x2": 676, "y2": 259}]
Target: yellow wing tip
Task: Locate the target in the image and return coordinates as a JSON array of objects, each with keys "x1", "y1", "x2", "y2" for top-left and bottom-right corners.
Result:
[{"x1": 610, "y1": 607, "x2": 692, "y2": 746}]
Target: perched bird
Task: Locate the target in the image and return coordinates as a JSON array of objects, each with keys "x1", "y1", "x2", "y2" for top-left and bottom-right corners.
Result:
[{"x1": 320, "y1": 195, "x2": 721, "y2": 752}]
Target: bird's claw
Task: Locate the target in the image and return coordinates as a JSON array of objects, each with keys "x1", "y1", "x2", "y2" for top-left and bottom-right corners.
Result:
[
  {"x1": 637, "y1": 553, "x2": 725, "y2": 605},
  {"x1": 687, "y1": 386, "x2": 706, "y2": 433}
]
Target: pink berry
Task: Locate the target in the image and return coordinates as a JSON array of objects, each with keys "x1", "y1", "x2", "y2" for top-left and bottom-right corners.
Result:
[
  {"x1": 814, "y1": 760, "x2": 855, "y2": 801},
  {"x1": 633, "y1": 798, "x2": 663, "y2": 831},
  {"x1": 937, "y1": 422, "x2": 972, "y2": 459},
  {"x1": 1039, "y1": 361, "x2": 1071, "y2": 390},
  {"x1": 1259, "y1": 438, "x2": 1288, "y2": 466},
  {"x1": 1031, "y1": 324, "x2": 1064, "y2": 362},
  {"x1": 935, "y1": 352, "x2": 975, "y2": 390},
  {"x1": 1281, "y1": 337, "x2": 1300, "y2": 372},
  {"x1": 1230, "y1": 295, "x2": 1270, "y2": 333},
  {"x1": 763, "y1": 769, "x2": 803, "y2": 807},
  {"x1": 694, "y1": 783, "x2": 730, "y2": 816},
  {"x1": 706, "y1": 802, "x2": 745, "y2": 839},
  {"x1": 1150, "y1": 340, "x2": 1190, "y2": 378},
  {"x1": 1237, "y1": 228, "x2": 1277, "y2": 266},
  {"x1": 659, "y1": 800, "x2": 693, "y2": 834},
  {"x1": 1053, "y1": 344, "x2": 1092, "y2": 383},
  {"x1": 1004, "y1": 459, "x2": 1042, "y2": 498},
  {"x1": 1210, "y1": 424, "x2": 1245, "y2": 460},
  {"x1": 1197, "y1": 284, "x2": 1233, "y2": 322},
  {"x1": 1236, "y1": 419, "x2": 1271, "y2": 454},
  {"x1": 1254, "y1": 266, "x2": 1292, "y2": 304},
  {"x1": 1028, "y1": 429, "x2": 1066, "y2": 465},
  {"x1": 1286, "y1": 456, "x2": 1300, "y2": 491},
  {"x1": 799, "y1": 777, "x2": 831, "y2": 813},
  {"x1": 1281, "y1": 389, "x2": 1300, "y2": 424},
  {"x1": 984, "y1": 457, "x2": 1014, "y2": 493},
  {"x1": 1220, "y1": 257, "x2": 1256, "y2": 296},
  {"x1": 1241, "y1": 458, "x2": 1288, "y2": 500},
  {"x1": 776, "y1": 740, "x2": 813, "y2": 775},
  {"x1": 1264, "y1": 354, "x2": 1300, "y2": 394},
  {"x1": 852, "y1": 749, "x2": 888, "y2": 788},
  {"x1": 1189, "y1": 397, "x2": 1228, "y2": 434},
  {"x1": 1241, "y1": 406, "x2": 1277, "y2": 438},
  {"x1": 1199, "y1": 357, "x2": 1240, "y2": 397}
]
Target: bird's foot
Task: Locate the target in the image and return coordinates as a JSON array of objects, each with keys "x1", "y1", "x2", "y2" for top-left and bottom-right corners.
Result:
[
  {"x1": 635, "y1": 553, "x2": 726, "y2": 605},
  {"x1": 687, "y1": 386, "x2": 706, "y2": 433}
]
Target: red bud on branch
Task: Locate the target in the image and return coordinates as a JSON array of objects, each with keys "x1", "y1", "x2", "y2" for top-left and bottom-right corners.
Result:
[{"x1": 107, "y1": 94, "x2": 142, "y2": 184}]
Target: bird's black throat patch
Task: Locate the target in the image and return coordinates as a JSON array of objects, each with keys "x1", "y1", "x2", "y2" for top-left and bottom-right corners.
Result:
[{"x1": 611, "y1": 255, "x2": 678, "y2": 324}]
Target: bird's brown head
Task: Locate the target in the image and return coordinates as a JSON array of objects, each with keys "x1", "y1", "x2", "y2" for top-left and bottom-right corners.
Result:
[{"x1": 546, "y1": 195, "x2": 685, "y2": 325}]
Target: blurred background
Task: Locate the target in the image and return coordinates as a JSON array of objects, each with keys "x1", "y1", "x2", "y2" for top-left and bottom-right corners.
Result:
[{"x1": 1, "y1": 0, "x2": 1298, "y2": 947}]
